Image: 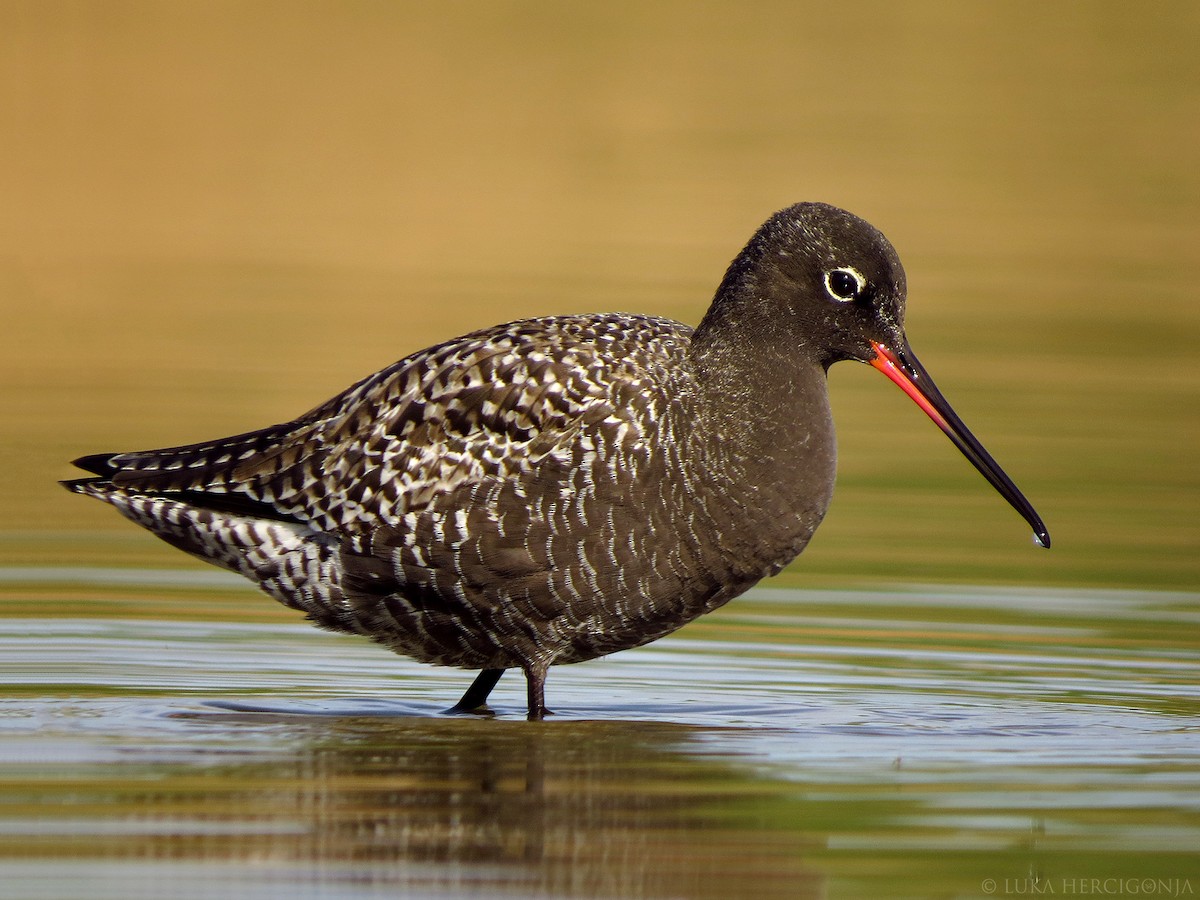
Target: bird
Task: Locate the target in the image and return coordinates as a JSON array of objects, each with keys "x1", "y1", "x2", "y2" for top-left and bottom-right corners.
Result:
[{"x1": 63, "y1": 202, "x2": 1050, "y2": 719}]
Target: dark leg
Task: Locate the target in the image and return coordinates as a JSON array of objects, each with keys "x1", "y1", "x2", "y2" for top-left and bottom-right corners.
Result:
[
  {"x1": 446, "y1": 668, "x2": 505, "y2": 714},
  {"x1": 524, "y1": 664, "x2": 550, "y2": 721}
]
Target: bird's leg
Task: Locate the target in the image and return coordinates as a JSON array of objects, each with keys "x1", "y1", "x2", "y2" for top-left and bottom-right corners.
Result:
[
  {"x1": 524, "y1": 663, "x2": 551, "y2": 721},
  {"x1": 446, "y1": 668, "x2": 505, "y2": 714}
]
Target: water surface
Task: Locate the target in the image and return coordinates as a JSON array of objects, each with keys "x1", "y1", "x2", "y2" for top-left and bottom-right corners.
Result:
[{"x1": 3, "y1": 572, "x2": 1197, "y2": 898}]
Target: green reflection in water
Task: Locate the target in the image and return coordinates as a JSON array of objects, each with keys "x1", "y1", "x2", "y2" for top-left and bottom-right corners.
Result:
[
  {"x1": 2, "y1": 704, "x2": 1198, "y2": 900},
  {"x1": 1, "y1": 574, "x2": 1198, "y2": 899}
]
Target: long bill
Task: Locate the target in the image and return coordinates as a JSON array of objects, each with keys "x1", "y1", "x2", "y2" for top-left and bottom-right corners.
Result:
[{"x1": 869, "y1": 339, "x2": 1051, "y2": 549}]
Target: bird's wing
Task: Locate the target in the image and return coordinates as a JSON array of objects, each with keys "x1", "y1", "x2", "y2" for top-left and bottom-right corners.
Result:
[{"x1": 75, "y1": 314, "x2": 693, "y2": 538}]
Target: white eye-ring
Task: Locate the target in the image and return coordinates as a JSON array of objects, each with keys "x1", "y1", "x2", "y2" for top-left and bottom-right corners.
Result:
[{"x1": 824, "y1": 266, "x2": 866, "y2": 302}]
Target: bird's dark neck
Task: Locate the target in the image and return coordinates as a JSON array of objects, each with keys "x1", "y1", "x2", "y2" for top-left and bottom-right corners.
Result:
[{"x1": 686, "y1": 309, "x2": 838, "y2": 580}]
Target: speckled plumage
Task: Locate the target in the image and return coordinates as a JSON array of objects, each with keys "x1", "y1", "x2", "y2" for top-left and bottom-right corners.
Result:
[{"x1": 65, "y1": 203, "x2": 1049, "y2": 718}]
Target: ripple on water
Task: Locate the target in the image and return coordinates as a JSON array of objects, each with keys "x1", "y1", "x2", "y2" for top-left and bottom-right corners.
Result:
[{"x1": 2, "y1": 581, "x2": 1199, "y2": 898}]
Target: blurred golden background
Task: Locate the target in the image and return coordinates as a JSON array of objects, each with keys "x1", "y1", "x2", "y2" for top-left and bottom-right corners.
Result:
[{"x1": 2, "y1": 1, "x2": 1197, "y2": 589}]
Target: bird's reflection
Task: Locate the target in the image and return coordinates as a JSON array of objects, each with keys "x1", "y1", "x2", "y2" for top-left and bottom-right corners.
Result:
[{"x1": 158, "y1": 706, "x2": 822, "y2": 898}]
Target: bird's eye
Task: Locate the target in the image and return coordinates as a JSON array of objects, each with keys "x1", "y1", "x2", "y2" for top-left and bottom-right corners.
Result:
[{"x1": 824, "y1": 267, "x2": 866, "y2": 302}]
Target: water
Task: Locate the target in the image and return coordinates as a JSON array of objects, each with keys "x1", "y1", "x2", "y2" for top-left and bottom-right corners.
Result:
[{"x1": 2, "y1": 572, "x2": 1197, "y2": 899}]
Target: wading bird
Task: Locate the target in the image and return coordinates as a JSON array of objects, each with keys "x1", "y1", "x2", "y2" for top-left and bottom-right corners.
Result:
[{"x1": 65, "y1": 203, "x2": 1050, "y2": 719}]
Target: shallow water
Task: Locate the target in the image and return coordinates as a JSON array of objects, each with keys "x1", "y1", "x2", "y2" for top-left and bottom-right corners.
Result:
[{"x1": 2, "y1": 571, "x2": 1197, "y2": 899}]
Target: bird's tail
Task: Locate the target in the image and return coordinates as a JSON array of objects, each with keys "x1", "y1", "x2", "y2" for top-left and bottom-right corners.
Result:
[{"x1": 62, "y1": 476, "x2": 362, "y2": 635}]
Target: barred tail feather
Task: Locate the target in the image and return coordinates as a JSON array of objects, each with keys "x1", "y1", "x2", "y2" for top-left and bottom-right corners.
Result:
[{"x1": 63, "y1": 481, "x2": 361, "y2": 636}]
